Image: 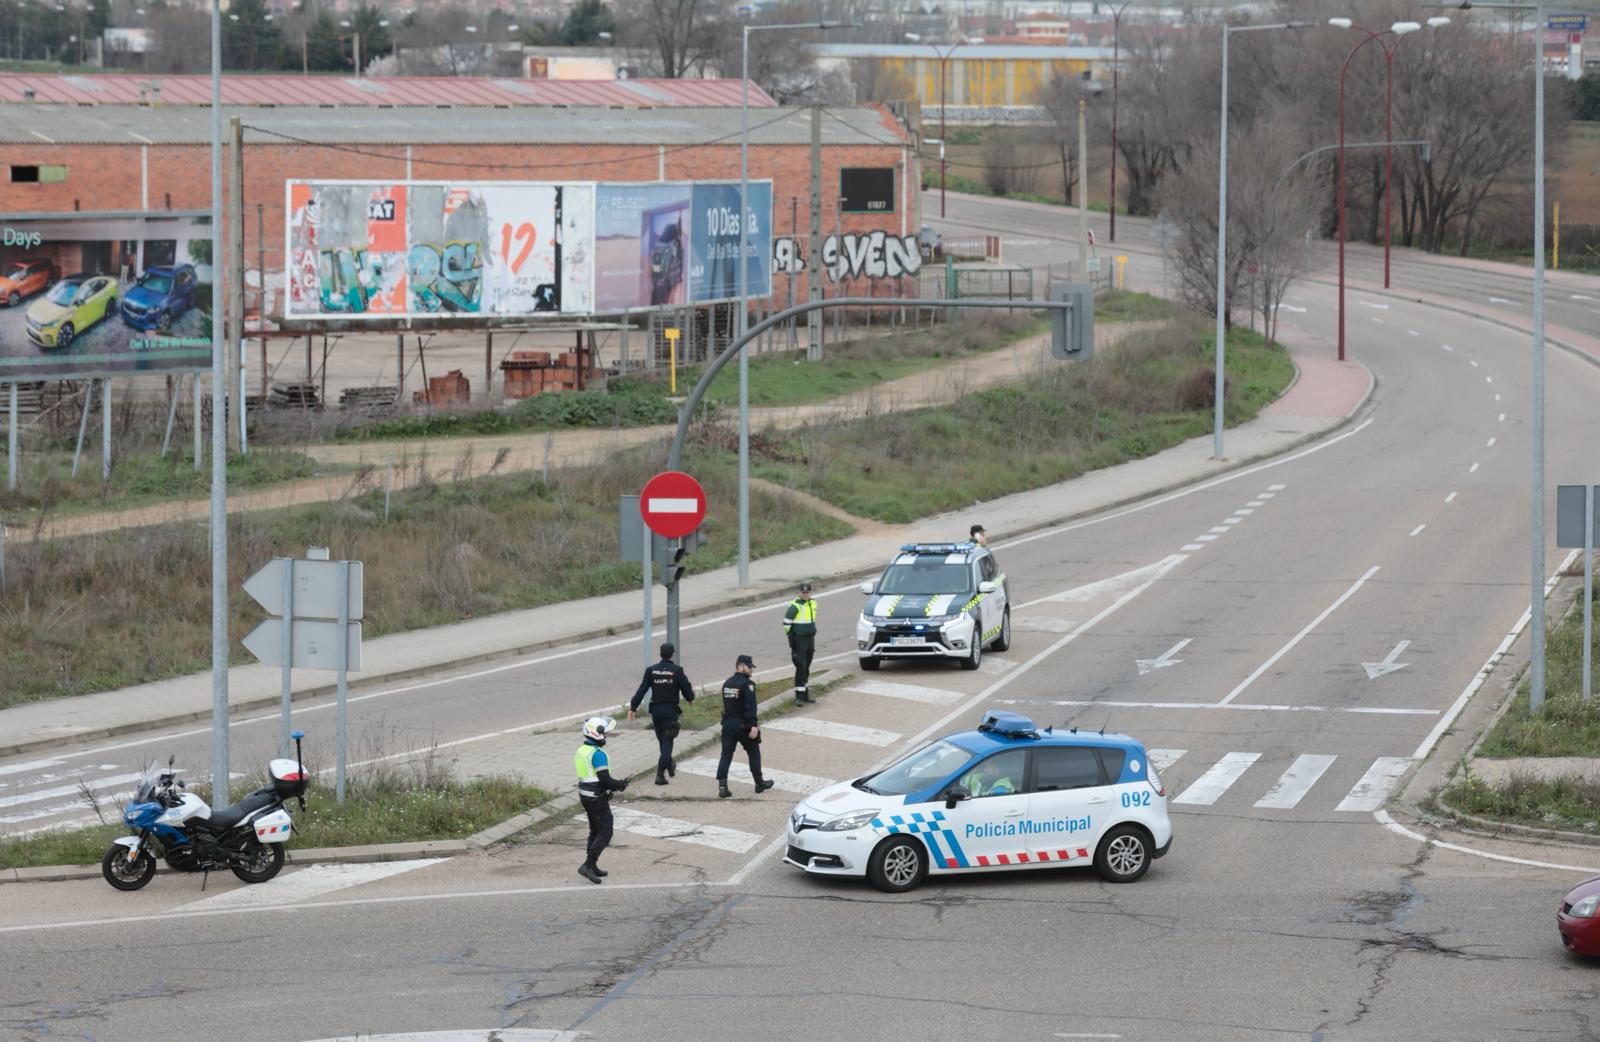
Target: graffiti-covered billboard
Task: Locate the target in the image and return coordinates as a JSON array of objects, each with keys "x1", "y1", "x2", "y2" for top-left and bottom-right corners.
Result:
[
  {"x1": 285, "y1": 181, "x2": 594, "y2": 320},
  {"x1": 0, "y1": 212, "x2": 213, "y2": 382}
]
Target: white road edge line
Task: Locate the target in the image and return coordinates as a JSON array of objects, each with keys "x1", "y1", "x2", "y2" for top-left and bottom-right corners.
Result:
[
  {"x1": 1217, "y1": 566, "x2": 1380, "y2": 706},
  {"x1": 1376, "y1": 810, "x2": 1600, "y2": 875},
  {"x1": 1445, "y1": 492, "x2": 1457, "y2": 503},
  {"x1": 1409, "y1": 524, "x2": 1426, "y2": 538}
]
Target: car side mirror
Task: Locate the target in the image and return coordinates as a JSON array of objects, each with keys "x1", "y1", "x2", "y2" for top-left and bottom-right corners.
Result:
[
  {"x1": 859, "y1": 581, "x2": 874, "y2": 595},
  {"x1": 978, "y1": 581, "x2": 997, "y2": 594},
  {"x1": 945, "y1": 787, "x2": 970, "y2": 810}
]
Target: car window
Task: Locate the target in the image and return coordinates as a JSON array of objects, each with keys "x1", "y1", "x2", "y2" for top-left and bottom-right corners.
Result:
[
  {"x1": 952, "y1": 749, "x2": 1027, "y2": 799},
  {"x1": 1032, "y1": 746, "x2": 1105, "y2": 792},
  {"x1": 861, "y1": 740, "x2": 972, "y2": 796},
  {"x1": 980, "y1": 556, "x2": 997, "y2": 582},
  {"x1": 1096, "y1": 748, "x2": 1126, "y2": 781},
  {"x1": 877, "y1": 559, "x2": 973, "y2": 596}
]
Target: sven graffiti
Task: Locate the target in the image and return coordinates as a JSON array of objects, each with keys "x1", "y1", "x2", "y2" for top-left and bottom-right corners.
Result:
[
  {"x1": 317, "y1": 241, "x2": 484, "y2": 314},
  {"x1": 772, "y1": 231, "x2": 923, "y2": 281}
]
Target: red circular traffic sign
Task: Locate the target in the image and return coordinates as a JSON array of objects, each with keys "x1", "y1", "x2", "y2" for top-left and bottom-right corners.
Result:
[{"x1": 639, "y1": 470, "x2": 707, "y2": 538}]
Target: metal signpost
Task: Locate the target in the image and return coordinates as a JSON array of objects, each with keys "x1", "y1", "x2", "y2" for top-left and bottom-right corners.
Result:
[
  {"x1": 1557, "y1": 484, "x2": 1599, "y2": 701},
  {"x1": 665, "y1": 327, "x2": 681, "y2": 394},
  {"x1": 639, "y1": 471, "x2": 708, "y2": 659},
  {"x1": 243, "y1": 549, "x2": 365, "y2": 801}
]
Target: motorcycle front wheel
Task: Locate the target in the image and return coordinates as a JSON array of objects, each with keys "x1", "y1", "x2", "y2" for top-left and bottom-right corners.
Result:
[
  {"x1": 230, "y1": 839, "x2": 285, "y2": 884},
  {"x1": 101, "y1": 845, "x2": 157, "y2": 891}
]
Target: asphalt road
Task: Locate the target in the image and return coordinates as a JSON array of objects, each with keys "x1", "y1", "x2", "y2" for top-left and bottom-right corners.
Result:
[{"x1": 4, "y1": 195, "x2": 1600, "y2": 1041}]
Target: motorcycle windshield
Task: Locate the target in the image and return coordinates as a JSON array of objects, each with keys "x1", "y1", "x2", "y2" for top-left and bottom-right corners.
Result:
[{"x1": 130, "y1": 765, "x2": 163, "y2": 804}]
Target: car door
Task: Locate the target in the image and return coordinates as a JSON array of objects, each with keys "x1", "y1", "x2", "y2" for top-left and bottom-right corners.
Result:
[
  {"x1": 930, "y1": 748, "x2": 1031, "y2": 869},
  {"x1": 177, "y1": 270, "x2": 195, "y2": 311},
  {"x1": 1025, "y1": 745, "x2": 1112, "y2": 865},
  {"x1": 975, "y1": 554, "x2": 1002, "y2": 644}
]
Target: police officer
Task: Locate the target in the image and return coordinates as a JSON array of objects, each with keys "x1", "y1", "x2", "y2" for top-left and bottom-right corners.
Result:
[
  {"x1": 628, "y1": 641, "x2": 696, "y2": 785},
  {"x1": 969, "y1": 524, "x2": 988, "y2": 547},
  {"x1": 575, "y1": 716, "x2": 628, "y2": 884},
  {"x1": 716, "y1": 654, "x2": 776, "y2": 798},
  {"x1": 783, "y1": 582, "x2": 818, "y2": 705}
]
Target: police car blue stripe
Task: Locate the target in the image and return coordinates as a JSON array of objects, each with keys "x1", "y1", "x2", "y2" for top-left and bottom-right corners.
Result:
[
  {"x1": 941, "y1": 828, "x2": 970, "y2": 868},
  {"x1": 922, "y1": 828, "x2": 947, "y2": 866}
]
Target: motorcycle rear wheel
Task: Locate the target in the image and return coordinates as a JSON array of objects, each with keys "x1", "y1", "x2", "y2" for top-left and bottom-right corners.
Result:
[
  {"x1": 230, "y1": 839, "x2": 285, "y2": 884},
  {"x1": 101, "y1": 845, "x2": 157, "y2": 891}
]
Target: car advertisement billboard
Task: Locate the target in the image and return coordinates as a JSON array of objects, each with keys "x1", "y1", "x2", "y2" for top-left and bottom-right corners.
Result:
[
  {"x1": 594, "y1": 183, "x2": 693, "y2": 312},
  {"x1": 285, "y1": 181, "x2": 595, "y2": 320},
  {"x1": 687, "y1": 181, "x2": 773, "y2": 304},
  {"x1": 0, "y1": 212, "x2": 213, "y2": 382}
]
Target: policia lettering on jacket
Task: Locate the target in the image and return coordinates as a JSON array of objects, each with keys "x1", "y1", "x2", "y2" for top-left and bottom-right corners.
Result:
[
  {"x1": 784, "y1": 582, "x2": 817, "y2": 705},
  {"x1": 629, "y1": 641, "x2": 696, "y2": 786}
]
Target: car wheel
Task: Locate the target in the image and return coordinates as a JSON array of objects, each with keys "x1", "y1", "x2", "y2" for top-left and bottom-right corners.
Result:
[
  {"x1": 56, "y1": 324, "x2": 74, "y2": 350},
  {"x1": 859, "y1": 656, "x2": 881, "y2": 671},
  {"x1": 6, "y1": 292, "x2": 18, "y2": 308},
  {"x1": 101, "y1": 844, "x2": 157, "y2": 891},
  {"x1": 230, "y1": 839, "x2": 285, "y2": 884},
  {"x1": 992, "y1": 608, "x2": 1012, "y2": 652},
  {"x1": 1094, "y1": 825, "x2": 1152, "y2": 884},
  {"x1": 867, "y1": 836, "x2": 927, "y2": 893},
  {"x1": 960, "y1": 619, "x2": 983, "y2": 671}
]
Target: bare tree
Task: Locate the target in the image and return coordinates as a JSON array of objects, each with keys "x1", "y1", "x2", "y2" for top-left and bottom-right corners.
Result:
[
  {"x1": 852, "y1": 57, "x2": 915, "y2": 104},
  {"x1": 1039, "y1": 75, "x2": 1084, "y2": 206},
  {"x1": 981, "y1": 131, "x2": 1040, "y2": 197},
  {"x1": 615, "y1": 0, "x2": 724, "y2": 78}
]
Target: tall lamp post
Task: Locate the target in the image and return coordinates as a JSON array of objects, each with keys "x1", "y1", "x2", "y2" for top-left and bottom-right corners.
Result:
[
  {"x1": 1214, "y1": 21, "x2": 1310, "y2": 460},
  {"x1": 208, "y1": 0, "x2": 229, "y2": 809},
  {"x1": 1441, "y1": 0, "x2": 1550, "y2": 708},
  {"x1": 339, "y1": 17, "x2": 390, "y2": 76},
  {"x1": 1108, "y1": 3, "x2": 1130, "y2": 243},
  {"x1": 737, "y1": 19, "x2": 846, "y2": 587},
  {"x1": 904, "y1": 33, "x2": 985, "y2": 219},
  {"x1": 1329, "y1": 15, "x2": 1449, "y2": 360}
]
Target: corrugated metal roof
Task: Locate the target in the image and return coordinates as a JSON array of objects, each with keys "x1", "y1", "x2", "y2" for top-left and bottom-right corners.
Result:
[
  {"x1": 0, "y1": 73, "x2": 776, "y2": 108},
  {"x1": 813, "y1": 43, "x2": 1114, "y2": 61},
  {"x1": 0, "y1": 103, "x2": 907, "y2": 148}
]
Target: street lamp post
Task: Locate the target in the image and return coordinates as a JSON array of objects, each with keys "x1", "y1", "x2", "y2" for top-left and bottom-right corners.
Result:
[
  {"x1": 905, "y1": 33, "x2": 984, "y2": 219},
  {"x1": 208, "y1": 0, "x2": 230, "y2": 809},
  {"x1": 1442, "y1": 0, "x2": 1549, "y2": 708},
  {"x1": 737, "y1": 19, "x2": 846, "y2": 588},
  {"x1": 1214, "y1": 21, "x2": 1310, "y2": 460},
  {"x1": 1329, "y1": 16, "x2": 1448, "y2": 360},
  {"x1": 1109, "y1": 3, "x2": 1129, "y2": 243}
]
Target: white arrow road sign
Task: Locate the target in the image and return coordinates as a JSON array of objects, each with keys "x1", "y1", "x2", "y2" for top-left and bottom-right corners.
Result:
[
  {"x1": 1362, "y1": 640, "x2": 1411, "y2": 680},
  {"x1": 1137, "y1": 638, "x2": 1191, "y2": 676},
  {"x1": 243, "y1": 619, "x2": 363, "y2": 671},
  {"x1": 244, "y1": 559, "x2": 364, "y2": 621}
]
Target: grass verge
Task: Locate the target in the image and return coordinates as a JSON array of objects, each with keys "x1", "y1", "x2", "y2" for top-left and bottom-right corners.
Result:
[
  {"x1": 0, "y1": 444, "x2": 853, "y2": 708},
  {"x1": 1436, "y1": 771, "x2": 1600, "y2": 834},
  {"x1": 749, "y1": 316, "x2": 1294, "y2": 523},
  {"x1": 0, "y1": 449, "x2": 327, "y2": 517}
]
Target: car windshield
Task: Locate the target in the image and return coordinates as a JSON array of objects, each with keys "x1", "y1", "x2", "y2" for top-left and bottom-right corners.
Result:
[
  {"x1": 857, "y1": 740, "x2": 972, "y2": 796},
  {"x1": 45, "y1": 281, "x2": 79, "y2": 305},
  {"x1": 3, "y1": 265, "x2": 25, "y2": 281},
  {"x1": 875, "y1": 559, "x2": 972, "y2": 596},
  {"x1": 138, "y1": 273, "x2": 173, "y2": 293}
]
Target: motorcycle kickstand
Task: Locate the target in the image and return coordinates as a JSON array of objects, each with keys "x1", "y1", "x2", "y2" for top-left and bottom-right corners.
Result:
[{"x1": 201, "y1": 869, "x2": 210, "y2": 892}]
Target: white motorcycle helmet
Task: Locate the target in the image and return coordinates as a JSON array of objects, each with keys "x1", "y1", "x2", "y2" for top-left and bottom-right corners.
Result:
[{"x1": 583, "y1": 715, "x2": 617, "y2": 744}]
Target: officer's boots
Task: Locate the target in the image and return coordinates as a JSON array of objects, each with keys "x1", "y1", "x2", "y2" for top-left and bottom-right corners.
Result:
[
  {"x1": 718, "y1": 782, "x2": 732, "y2": 798},
  {"x1": 755, "y1": 778, "x2": 776, "y2": 794},
  {"x1": 655, "y1": 769, "x2": 668, "y2": 786},
  {"x1": 795, "y1": 687, "x2": 811, "y2": 705}
]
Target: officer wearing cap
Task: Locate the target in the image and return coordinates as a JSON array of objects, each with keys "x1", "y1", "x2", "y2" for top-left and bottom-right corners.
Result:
[
  {"x1": 628, "y1": 642, "x2": 696, "y2": 786},
  {"x1": 716, "y1": 654, "x2": 776, "y2": 798},
  {"x1": 575, "y1": 715, "x2": 628, "y2": 884},
  {"x1": 783, "y1": 581, "x2": 818, "y2": 705},
  {"x1": 969, "y1": 524, "x2": 988, "y2": 547}
]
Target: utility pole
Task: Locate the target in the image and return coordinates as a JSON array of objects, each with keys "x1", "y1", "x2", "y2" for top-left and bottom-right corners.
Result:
[
  {"x1": 808, "y1": 104, "x2": 823, "y2": 362},
  {"x1": 256, "y1": 203, "x2": 267, "y2": 397},
  {"x1": 227, "y1": 115, "x2": 244, "y2": 454},
  {"x1": 208, "y1": 0, "x2": 231, "y2": 820},
  {"x1": 1077, "y1": 100, "x2": 1089, "y2": 279}
]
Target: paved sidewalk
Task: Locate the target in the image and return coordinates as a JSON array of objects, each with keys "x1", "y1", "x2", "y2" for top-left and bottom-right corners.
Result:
[{"x1": 0, "y1": 329, "x2": 1373, "y2": 757}]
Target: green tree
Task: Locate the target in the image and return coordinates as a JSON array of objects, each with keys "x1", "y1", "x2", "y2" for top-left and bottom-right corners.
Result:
[
  {"x1": 88, "y1": 0, "x2": 110, "y2": 38},
  {"x1": 1577, "y1": 74, "x2": 1600, "y2": 122},
  {"x1": 560, "y1": 0, "x2": 614, "y2": 46},
  {"x1": 348, "y1": 2, "x2": 392, "y2": 67},
  {"x1": 304, "y1": 11, "x2": 344, "y2": 72},
  {"x1": 222, "y1": 0, "x2": 283, "y2": 71}
]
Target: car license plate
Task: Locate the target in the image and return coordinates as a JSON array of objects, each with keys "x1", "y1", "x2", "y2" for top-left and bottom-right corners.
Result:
[{"x1": 890, "y1": 636, "x2": 925, "y2": 645}]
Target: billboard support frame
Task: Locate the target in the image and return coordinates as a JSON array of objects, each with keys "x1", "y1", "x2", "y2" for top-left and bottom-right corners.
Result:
[
  {"x1": 6, "y1": 383, "x2": 15, "y2": 493},
  {"x1": 71, "y1": 381, "x2": 94, "y2": 479}
]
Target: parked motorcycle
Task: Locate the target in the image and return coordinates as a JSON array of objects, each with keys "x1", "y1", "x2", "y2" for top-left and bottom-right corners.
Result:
[{"x1": 101, "y1": 730, "x2": 310, "y2": 892}]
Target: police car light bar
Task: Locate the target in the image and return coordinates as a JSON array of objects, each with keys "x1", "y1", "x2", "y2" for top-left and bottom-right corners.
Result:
[
  {"x1": 898, "y1": 542, "x2": 976, "y2": 554},
  {"x1": 978, "y1": 709, "x2": 1039, "y2": 738}
]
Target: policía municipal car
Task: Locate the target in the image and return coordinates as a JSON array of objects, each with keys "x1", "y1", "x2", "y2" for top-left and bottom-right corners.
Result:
[
  {"x1": 856, "y1": 542, "x2": 1011, "y2": 672},
  {"x1": 785, "y1": 710, "x2": 1173, "y2": 893}
]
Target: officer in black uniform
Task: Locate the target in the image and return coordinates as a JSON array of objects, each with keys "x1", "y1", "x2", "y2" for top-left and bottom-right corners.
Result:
[
  {"x1": 628, "y1": 642, "x2": 696, "y2": 786},
  {"x1": 716, "y1": 654, "x2": 776, "y2": 798}
]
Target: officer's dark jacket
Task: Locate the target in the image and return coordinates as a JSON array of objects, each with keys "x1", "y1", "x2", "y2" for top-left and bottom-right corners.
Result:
[
  {"x1": 720, "y1": 672, "x2": 759, "y2": 728},
  {"x1": 631, "y1": 658, "x2": 695, "y2": 713}
]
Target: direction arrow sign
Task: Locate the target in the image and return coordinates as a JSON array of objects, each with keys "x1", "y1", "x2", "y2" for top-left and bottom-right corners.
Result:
[
  {"x1": 243, "y1": 619, "x2": 363, "y2": 671},
  {"x1": 639, "y1": 470, "x2": 707, "y2": 539},
  {"x1": 1136, "y1": 638, "x2": 1191, "y2": 676},
  {"x1": 244, "y1": 558, "x2": 364, "y2": 621},
  {"x1": 1362, "y1": 640, "x2": 1411, "y2": 680}
]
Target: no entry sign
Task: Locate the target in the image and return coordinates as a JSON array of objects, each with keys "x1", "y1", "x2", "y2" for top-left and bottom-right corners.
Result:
[{"x1": 639, "y1": 470, "x2": 707, "y2": 538}]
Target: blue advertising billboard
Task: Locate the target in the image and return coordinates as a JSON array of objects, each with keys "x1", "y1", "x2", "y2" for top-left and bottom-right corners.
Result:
[{"x1": 688, "y1": 182, "x2": 772, "y2": 304}]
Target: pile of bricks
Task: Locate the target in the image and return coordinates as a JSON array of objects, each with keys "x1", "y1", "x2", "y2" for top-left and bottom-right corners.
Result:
[
  {"x1": 500, "y1": 350, "x2": 588, "y2": 399},
  {"x1": 414, "y1": 369, "x2": 470, "y2": 407}
]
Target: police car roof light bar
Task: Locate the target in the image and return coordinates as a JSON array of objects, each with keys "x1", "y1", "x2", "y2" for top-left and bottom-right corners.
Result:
[
  {"x1": 899, "y1": 542, "x2": 975, "y2": 554},
  {"x1": 978, "y1": 709, "x2": 1040, "y2": 738}
]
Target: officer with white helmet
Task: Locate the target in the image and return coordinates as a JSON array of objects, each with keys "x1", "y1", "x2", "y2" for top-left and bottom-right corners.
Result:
[{"x1": 575, "y1": 715, "x2": 628, "y2": 884}]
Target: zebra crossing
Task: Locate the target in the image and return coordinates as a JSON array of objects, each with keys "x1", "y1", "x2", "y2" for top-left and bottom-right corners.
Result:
[{"x1": 1153, "y1": 748, "x2": 1412, "y2": 813}]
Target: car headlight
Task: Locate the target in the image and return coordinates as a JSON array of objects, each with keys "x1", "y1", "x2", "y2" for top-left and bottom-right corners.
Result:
[
  {"x1": 818, "y1": 809, "x2": 880, "y2": 832},
  {"x1": 1570, "y1": 894, "x2": 1600, "y2": 918}
]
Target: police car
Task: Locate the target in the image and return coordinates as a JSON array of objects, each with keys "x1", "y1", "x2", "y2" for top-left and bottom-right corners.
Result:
[
  {"x1": 856, "y1": 542, "x2": 1010, "y2": 671},
  {"x1": 784, "y1": 710, "x2": 1172, "y2": 893}
]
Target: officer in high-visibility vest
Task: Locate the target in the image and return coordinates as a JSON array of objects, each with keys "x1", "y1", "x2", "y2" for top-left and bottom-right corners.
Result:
[
  {"x1": 575, "y1": 716, "x2": 628, "y2": 884},
  {"x1": 783, "y1": 581, "x2": 818, "y2": 704}
]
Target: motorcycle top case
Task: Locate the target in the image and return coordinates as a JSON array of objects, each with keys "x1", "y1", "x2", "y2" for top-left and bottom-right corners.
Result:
[
  {"x1": 269, "y1": 758, "x2": 309, "y2": 799},
  {"x1": 253, "y1": 808, "x2": 294, "y2": 843}
]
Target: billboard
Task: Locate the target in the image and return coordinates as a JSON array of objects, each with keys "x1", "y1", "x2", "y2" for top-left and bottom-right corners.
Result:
[
  {"x1": 840, "y1": 167, "x2": 896, "y2": 214},
  {"x1": 687, "y1": 182, "x2": 773, "y2": 304},
  {"x1": 0, "y1": 212, "x2": 213, "y2": 382},
  {"x1": 594, "y1": 183, "x2": 693, "y2": 312},
  {"x1": 285, "y1": 181, "x2": 595, "y2": 320}
]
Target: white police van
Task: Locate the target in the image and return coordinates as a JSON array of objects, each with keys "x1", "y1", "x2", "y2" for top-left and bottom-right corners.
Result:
[
  {"x1": 784, "y1": 710, "x2": 1173, "y2": 893},
  {"x1": 855, "y1": 542, "x2": 1010, "y2": 672}
]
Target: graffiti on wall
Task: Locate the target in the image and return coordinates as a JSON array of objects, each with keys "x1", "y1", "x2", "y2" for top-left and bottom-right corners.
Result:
[{"x1": 772, "y1": 232, "x2": 924, "y2": 282}]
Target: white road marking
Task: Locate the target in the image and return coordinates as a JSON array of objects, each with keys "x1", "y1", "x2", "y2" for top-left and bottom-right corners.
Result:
[
  {"x1": 1018, "y1": 558, "x2": 1185, "y2": 609},
  {"x1": 1220, "y1": 518, "x2": 1241, "y2": 527},
  {"x1": 764, "y1": 717, "x2": 901, "y2": 747},
  {"x1": 1470, "y1": 462, "x2": 1480, "y2": 473},
  {"x1": 610, "y1": 808, "x2": 762, "y2": 853},
  {"x1": 1181, "y1": 543, "x2": 1205, "y2": 551},
  {"x1": 1359, "y1": 301, "x2": 1390, "y2": 309},
  {"x1": 1362, "y1": 640, "x2": 1412, "y2": 680},
  {"x1": 1195, "y1": 534, "x2": 1219, "y2": 542},
  {"x1": 1488, "y1": 296, "x2": 1516, "y2": 304},
  {"x1": 0, "y1": 772, "x2": 145, "y2": 810},
  {"x1": 1406, "y1": 329, "x2": 1419, "y2": 337},
  {"x1": 1485, "y1": 376, "x2": 1493, "y2": 384},
  {"x1": 1209, "y1": 526, "x2": 1231, "y2": 534},
  {"x1": 1233, "y1": 508, "x2": 1255, "y2": 515},
  {"x1": 1445, "y1": 492, "x2": 1458, "y2": 503},
  {"x1": 1218, "y1": 566, "x2": 1380, "y2": 706},
  {"x1": 1494, "y1": 393, "x2": 1501, "y2": 401},
  {"x1": 1371, "y1": 317, "x2": 1383, "y2": 324},
  {"x1": 1015, "y1": 616, "x2": 1077, "y2": 633},
  {"x1": 1409, "y1": 524, "x2": 1426, "y2": 538},
  {"x1": 0, "y1": 791, "x2": 137, "y2": 827},
  {"x1": 1573, "y1": 294, "x2": 1596, "y2": 302},
  {"x1": 1442, "y1": 344, "x2": 1454, "y2": 352},
  {"x1": 1469, "y1": 360, "x2": 1479, "y2": 368},
  {"x1": 1247, "y1": 500, "x2": 1266, "y2": 508},
  {"x1": 1254, "y1": 754, "x2": 1337, "y2": 809},
  {"x1": 678, "y1": 758, "x2": 836, "y2": 795},
  {"x1": 847, "y1": 680, "x2": 965, "y2": 705},
  {"x1": 1486, "y1": 437, "x2": 1496, "y2": 448},
  {"x1": 182, "y1": 859, "x2": 442, "y2": 911},
  {"x1": 1148, "y1": 749, "x2": 1186, "y2": 773},
  {"x1": 1258, "y1": 492, "x2": 1277, "y2": 499},
  {"x1": 1267, "y1": 484, "x2": 1286, "y2": 492},
  {"x1": 1276, "y1": 304, "x2": 1306, "y2": 313},
  {"x1": 1136, "y1": 638, "x2": 1191, "y2": 676},
  {"x1": 1173, "y1": 752, "x2": 1260, "y2": 806},
  {"x1": 302, "y1": 1033, "x2": 577, "y2": 1042},
  {"x1": 1497, "y1": 413, "x2": 1505, "y2": 423},
  {"x1": 1001, "y1": 698, "x2": 1438, "y2": 716},
  {"x1": 1377, "y1": 810, "x2": 1600, "y2": 875},
  {"x1": 0, "y1": 765, "x2": 122, "y2": 792},
  {"x1": 976, "y1": 656, "x2": 1018, "y2": 676},
  {"x1": 1056, "y1": 1035, "x2": 1123, "y2": 1039},
  {"x1": 1336, "y1": 758, "x2": 1412, "y2": 812},
  {"x1": 0, "y1": 758, "x2": 64, "y2": 779}
]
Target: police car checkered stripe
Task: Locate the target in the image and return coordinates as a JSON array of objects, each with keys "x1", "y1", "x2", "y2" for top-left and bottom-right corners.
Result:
[
  {"x1": 958, "y1": 848, "x2": 1089, "y2": 869},
  {"x1": 870, "y1": 811, "x2": 974, "y2": 868}
]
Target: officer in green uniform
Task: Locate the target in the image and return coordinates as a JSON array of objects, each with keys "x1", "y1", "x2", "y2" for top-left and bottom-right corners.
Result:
[
  {"x1": 575, "y1": 715, "x2": 628, "y2": 884},
  {"x1": 784, "y1": 581, "x2": 818, "y2": 704}
]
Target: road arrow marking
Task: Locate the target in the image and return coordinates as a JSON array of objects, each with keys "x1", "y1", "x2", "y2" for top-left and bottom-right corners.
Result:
[
  {"x1": 1573, "y1": 294, "x2": 1595, "y2": 301},
  {"x1": 1137, "y1": 639, "x2": 1191, "y2": 676},
  {"x1": 1488, "y1": 296, "x2": 1516, "y2": 305},
  {"x1": 1362, "y1": 640, "x2": 1411, "y2": 680}
]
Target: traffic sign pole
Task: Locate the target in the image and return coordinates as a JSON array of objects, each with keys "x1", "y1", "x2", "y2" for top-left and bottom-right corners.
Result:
[
  {"x1": 279, "y1": 556, "x2": 294, "y2": 759},
  {"x1": 336, "y1": 558, "x2": 350, "y2": 804},
  {"x1": 642, "y1": 512, "x2": 653, "y2": 671}
]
